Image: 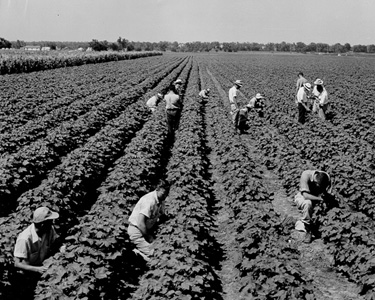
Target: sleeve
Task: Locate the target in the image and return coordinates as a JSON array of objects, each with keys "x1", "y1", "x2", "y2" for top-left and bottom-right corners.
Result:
[
  {"x1": 14, "y1": 238, "x2": 28, "y2": 259},
  {"x1": 300, "y1": 171, "x2": 311, "y2": 194}
]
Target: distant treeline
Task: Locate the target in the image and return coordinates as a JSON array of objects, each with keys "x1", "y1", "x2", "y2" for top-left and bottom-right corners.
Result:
[{"x1": 2, "y1": 37, "x2": 375, "y2": 53}]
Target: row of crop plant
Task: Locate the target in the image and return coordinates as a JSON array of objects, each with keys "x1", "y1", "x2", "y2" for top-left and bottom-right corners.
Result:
[
  {"x1": 198, "y1": 62, "x2": 318, "y2": 299},
  {"x1": 0, "y1": 57, "x2": 189, "y2": 216},
  {"x1": 131, "y1": 60, "x2": 223, "y2": 300},
  {"x1": 0, "y1": 57, "x2": 186, "y2": 154},
  {"x1": 31, "y1": 58, "x2": 193, "y2": 300},
  {"x1": 0, "y1": 57, "x2": 193, "y2": 299},
  {"x1": 0, "y1": 51, "x2": 162, "y2": 75},
  {"x1": 205, "y1": 58, "x2": 375, "y2": 223}
]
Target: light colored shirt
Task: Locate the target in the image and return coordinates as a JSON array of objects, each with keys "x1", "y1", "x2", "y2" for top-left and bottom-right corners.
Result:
[
  {"x1": 296, "y1": 86, "x2": 308, "y2": 104},
  {"x1": 247, "y1": 97, "x2": 256, "y2": 108},
  {"x1": 300, "y1": 170, "x2": 331, "y2": 197},
  {"x1": 199, "y1": 90, "x2": 209, "y2": 98},
  {"x1": 164, "y1": 91, "x2": 181, "y2": 110},
  {"x1": 146, "y1": 95, "x2": 159, "y2": 109},
  {"x1": 14, "y1": 223, "x2": 58, "y2": 266},
  {"x1": 228, "y1": 86, "x2": 238, "y2": 104},
  {"x1": 129, "y1": 190, "x2": 164, "y2": 230},
  {"x1": 312, "y1": 86, "x2": 329, "y2": 105}
]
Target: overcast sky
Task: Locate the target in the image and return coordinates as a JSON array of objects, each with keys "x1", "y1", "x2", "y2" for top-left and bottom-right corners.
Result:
[{"x1": 0, "y1": 0, "x2": 374, "y2": 44}]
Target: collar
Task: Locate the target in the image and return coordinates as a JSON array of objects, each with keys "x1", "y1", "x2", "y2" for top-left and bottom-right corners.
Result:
[{"x1": 30, "y1": 223, "x2": 40, "y2": 243}]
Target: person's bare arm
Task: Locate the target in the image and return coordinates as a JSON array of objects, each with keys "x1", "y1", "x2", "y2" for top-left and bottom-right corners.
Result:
[
  {"x1": 301, "y1": 191, "x2": 323, "y2": 201},
  {"x1": 14, "y1": 257, "x2": 47, "y2": 274}
]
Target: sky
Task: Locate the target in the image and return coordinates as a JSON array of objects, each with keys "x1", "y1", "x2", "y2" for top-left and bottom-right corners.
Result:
[{"x1": 0, "y1": 0, "x2": 374, "y2": 45}]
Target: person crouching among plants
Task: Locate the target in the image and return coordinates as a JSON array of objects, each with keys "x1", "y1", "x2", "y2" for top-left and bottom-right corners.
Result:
[
  {"x1": 282, "y1": 170, "x2": 332, "y2": 243},
  {"x1": 127, "y1": 181, "x2": 170, "y2": 261},
  {"x1": 12, "y1": 207, "x2": 65, "y2": 299}
]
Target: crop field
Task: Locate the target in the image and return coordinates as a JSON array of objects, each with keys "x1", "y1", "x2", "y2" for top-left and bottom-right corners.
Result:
[{"x1": 0, "y1": 52, "x2": 374, "y2": 300}]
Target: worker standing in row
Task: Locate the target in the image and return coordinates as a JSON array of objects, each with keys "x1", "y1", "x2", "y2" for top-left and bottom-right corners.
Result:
[
  {"x1": 296, "y1": 82, "x2": 312, "y2": 124},
  {"x1": 165, "y1": 80, "x2": 183, "y2": 137},
  {"x1": 228, "y1": 80, "x2": 243, "y2": 127},
  {"x1": 312, "y1": 78, "x2": 329, "y2": 120}
]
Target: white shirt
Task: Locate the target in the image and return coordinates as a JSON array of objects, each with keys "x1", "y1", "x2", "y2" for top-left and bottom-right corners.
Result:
[
  {"x1": 128, "y1": 190, "x2": 164, "y2": 230},
  {"x1": 313, "y1": 86, "x2": 329, "y2": 105},
  {"x1": 14, "y1": 223, "x2": 58, "y2": 266},
  {"x1": 146, "y1": 95, "x2": 158, "y2": 109},
  {"x1": 296, "y1": 87, "x2": 308, "y2": 104},
  {"x1": 199, "y1": 90, "x2": 208, "y2": 98},
  {"x1": 228, "y1": 86, "x2": 238, "y2": 104}
]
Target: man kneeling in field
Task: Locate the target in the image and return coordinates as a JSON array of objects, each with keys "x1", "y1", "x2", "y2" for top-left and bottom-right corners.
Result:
[
  {"x1": 282, "y1": 170, "x2": 332, "y2": 243},
  {"x1": 127, "y1": 181, "x2": 170, "y2": 261}
]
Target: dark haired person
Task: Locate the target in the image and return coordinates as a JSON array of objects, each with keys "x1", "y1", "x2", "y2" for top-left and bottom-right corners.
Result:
[
  {"x1": 164, "y1": 83, "x2": 183, "y2": 136},
  {"x1": 128, "y1": 181, "x2": 170, "y2": 261},
  {"x1": 312, "y1": 78, "x2": 329, "y2": 120},
  {"x1": 283, "y1": 170, "x2": 332, "y2": 243},
  {"x1": 295, "y1": 72, "x2": 307, "y2": 104}
]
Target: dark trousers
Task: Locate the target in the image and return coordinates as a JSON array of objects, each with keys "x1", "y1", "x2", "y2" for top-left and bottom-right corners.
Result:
[
  {"x1": 298, "y1": 103, "x2": 306, "y2": 124},
  {"x1": 166, "y1": 109, "x2": 181, "y2": 135}
]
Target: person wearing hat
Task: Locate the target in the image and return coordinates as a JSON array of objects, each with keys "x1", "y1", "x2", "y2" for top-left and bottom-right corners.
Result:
[
  {"x1": 312, "y1": 78, "x2": 329, "y2": 120},
  {"x1": 296, "y1": 82, "x2": 311, "y2": 124},
  {"x1": 246, "y1": 93, "x2": 266, "y2": 117},
  {"x1": 173, "y1": 78, "x2": 183, "y2": 96},
  {"x1": 164, "y1": 83, "x2": 182, "y2": 137},
  {"x1": 128, "y1": 180, "x2": 170, "y2": 261},
  {"x1": 282, "y1": 170, "x2": 332, "y2": 243},
  {"x1": 228, "y1": 80, "x2": 243, "y2": 127},
  {"x1": 295, "y1": 72, "x2": 307, "y2": 105},
  {"x1": 146, "y1": 92, "x2": 163, "y2": 113},
  {"x1": 198, "y1": 88, "x2": 210, "y2": 99},
  {"x1": 13, "y1": 207, "x2": 61, "y2": 274}
]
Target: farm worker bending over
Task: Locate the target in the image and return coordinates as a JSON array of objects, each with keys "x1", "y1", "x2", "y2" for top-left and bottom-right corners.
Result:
[
  {"x1": 128, "y1": 181, "x2": 170, "y2": 261},
  {"x1": 283, "y1": 170, "x2": 332, "y2": 243},
  {"x1": 199, "y1": 88, "x2": 210, "y2": 99},
  {"x1": 164, "y1": 83, "x2": 183, "y2": 137},
  {"x1": 247, "y1": 93, "x2": 266, "y2": 117},
  {"x1": 295, "y1": 72, "x2": 307, "y2": 105},
  {"x1": 228, "y1": 80, "x2": 243, "y2": 127},
  {"x1": 146, "y1": 93, "x2": 163, "y2": 113},
  {"x1": 312, "y1": 78, "x2": 329, "y2": 120},
  {"x1": 296, "y1": 82, "x2": 311, "y2": 124},
  {"x1": 13, "y1": 207, "x2": 65, "y2": 299}
]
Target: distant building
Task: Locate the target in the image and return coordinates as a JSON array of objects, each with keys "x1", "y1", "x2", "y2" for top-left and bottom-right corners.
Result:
[
  {"x1": 24, "y1": 45, "x2": 41, "y2": 51},
  {"x1": 41, "y1": 46, "x2": 51, "y2": 51},
  {"x1": 86, "y1": 47, "x2": 93, "y2": 52}
]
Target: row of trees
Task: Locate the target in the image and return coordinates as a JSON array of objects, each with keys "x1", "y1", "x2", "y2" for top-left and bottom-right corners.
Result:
[
  {"x1": 92, "y1": 39, "x2": 375, "y2": 54},
  {"x1": 1, "y1": 36, "x2": 375, "y2": 54}
]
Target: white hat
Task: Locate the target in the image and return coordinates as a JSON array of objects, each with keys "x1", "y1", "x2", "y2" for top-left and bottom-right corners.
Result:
[
  {"x1": 303, "y1": 82, "x2": 312, "y2": 91},
  {"x1": 234, "y1": 80, "x2": 243, "y2": 87},
  {"x1": 32, "y1": 207, "x2": 59, "y2": 223},
  {"x1": 174, "y1": 79, "x2": 182, "y2": 85},
  {"x1": 255, "y1": 93, "x2": 265, "y2": 99},
  {"x1": 314, "y1": 78, "x2": 324, "y2": 85}
]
